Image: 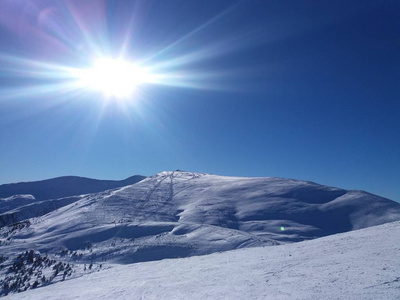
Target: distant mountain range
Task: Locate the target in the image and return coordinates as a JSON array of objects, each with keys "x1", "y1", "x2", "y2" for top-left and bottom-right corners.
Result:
[
  {"x1": 0, "y1": 175, "x2": 146, "y2": 227},
  {"x1": 0, "y1": 170, "x2": 399, "y2": 296},
  {"x1": 0, "y1": 175, "x2": 146, "y2": 201}
]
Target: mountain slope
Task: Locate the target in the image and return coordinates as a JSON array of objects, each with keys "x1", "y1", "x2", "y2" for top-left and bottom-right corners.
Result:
[
  {"x1": 0, "y1": 175, "x2": 146, "y2": 201},
  {"x1": 1, "y1": 170, "x2": 399, "y2": 267},
  {"x1": 0, "y1": 175, "x2": 146, "y2": 227},
  {"x1": 7, "y1": 220, "x2": 400, "y2": 300}
]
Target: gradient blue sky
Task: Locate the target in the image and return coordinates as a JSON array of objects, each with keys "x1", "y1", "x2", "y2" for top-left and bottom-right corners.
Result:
[{"x1": 0, "y1": 0, "x2": 399, "y2": 202}]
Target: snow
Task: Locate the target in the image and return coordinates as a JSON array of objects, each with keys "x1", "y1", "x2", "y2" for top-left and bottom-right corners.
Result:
[
  {"x1": 1, "y1": 171, "x2": 400, "y2": 262},
  {"x1": 0, "y1": 196, "x2": 83, "y2": 227},
  {"x1": 1, "y1": 170, "x2": 400, "y2": 297},
  {"x1": 0, "y1": 195, "x2": 35, "y2": 214},
  {"x1": 0, "y1": 175, "x2": 145, "y2": 201},
  {"x1": 7, "y1": 221, "x2": 400, "y2": 300}
]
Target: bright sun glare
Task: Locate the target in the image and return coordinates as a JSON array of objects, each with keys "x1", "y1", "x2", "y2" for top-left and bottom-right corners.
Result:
[
  {"x1": 0, "y1": 2, "x2": 239, "y2": 103},
  {"x1": 76, "y1": 58, "x2": 155, "y2": 99}
]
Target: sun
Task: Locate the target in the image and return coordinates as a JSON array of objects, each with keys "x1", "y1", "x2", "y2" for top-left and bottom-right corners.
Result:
[{"x1": 76, "y1": 58, "x2": 155, "y2": 99}]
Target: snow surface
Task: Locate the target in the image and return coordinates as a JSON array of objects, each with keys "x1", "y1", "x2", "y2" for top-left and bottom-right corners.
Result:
[
  {"x1": 7, "y1": 220, "x2": 400, "y2": 300},
  {"x1": 1, "y1": 170, "x2": 400, "y2": 297},
  {"x1": 1, "y1": 171, "x2": 400, "y2": 262},
  {"x1": 0, "y1": 175, "x2": 145, "y2": 227},
  {"x1": 0, "y1": 175, "x2": 145, "y2": 201},
  {"x1": 0, "y1": 195, "x2": 36, "y2": 214}
]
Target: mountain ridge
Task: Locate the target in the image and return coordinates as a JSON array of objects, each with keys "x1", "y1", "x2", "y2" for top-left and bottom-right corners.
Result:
[{"x1": 0, "y1": 175, "x2": 146, "y2": 201}]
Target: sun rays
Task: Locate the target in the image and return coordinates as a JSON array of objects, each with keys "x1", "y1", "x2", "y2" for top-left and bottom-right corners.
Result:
[
  {"x1": 0, "y1": 0, "x2": 247, "y2": 153},
  {"x1": 0, "y1": 1, "x2": 245, "y2": 105}
]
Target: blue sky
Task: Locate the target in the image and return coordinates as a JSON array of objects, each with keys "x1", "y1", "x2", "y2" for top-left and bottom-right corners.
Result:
[{"x1": 0, "y1": 0, "x2": 399, "y2": 202}]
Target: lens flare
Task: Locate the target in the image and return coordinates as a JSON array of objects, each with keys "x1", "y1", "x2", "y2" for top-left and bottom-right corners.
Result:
[{"x1": 0, "y1": 1, "x2": 244, "y2": 106}]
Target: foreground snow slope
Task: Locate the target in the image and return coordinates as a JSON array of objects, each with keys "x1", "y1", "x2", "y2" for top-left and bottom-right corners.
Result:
[{"x1": 8, "y1": 221, "x2": 400, "y2": 300}]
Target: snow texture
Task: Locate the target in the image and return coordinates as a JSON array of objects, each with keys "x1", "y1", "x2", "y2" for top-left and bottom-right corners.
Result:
[
  {"x1": 6, "y1": 220, "x2": 400, "y2": 300},
  {"x1": 0, "y1": 175, "x2": 145, "y2": 201},
  {"x1": 0, "y1": 170, "x2": 399, "y2": 298}
]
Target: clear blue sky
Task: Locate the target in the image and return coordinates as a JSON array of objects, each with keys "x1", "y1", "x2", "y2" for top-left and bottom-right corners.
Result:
[{"x1": 0, "y1": 1, "x2": 399, "y2": 202}]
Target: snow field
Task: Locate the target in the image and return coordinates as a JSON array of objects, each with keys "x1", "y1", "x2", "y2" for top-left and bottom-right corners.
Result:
[{"x1": 7, "y1": 221, "x2": 400, "y2": 299}]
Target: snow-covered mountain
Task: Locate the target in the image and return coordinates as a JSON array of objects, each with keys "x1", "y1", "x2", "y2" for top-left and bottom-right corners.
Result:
[
  {"x1": 0, "y1": 170, "x2": 399, "y2": 297},
  {"x1": 0, "y1": 175, "x2": 146, "y2": 201},
  {"x1": 0, "y1": 175, "x2": 145, "y2": 227}
]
